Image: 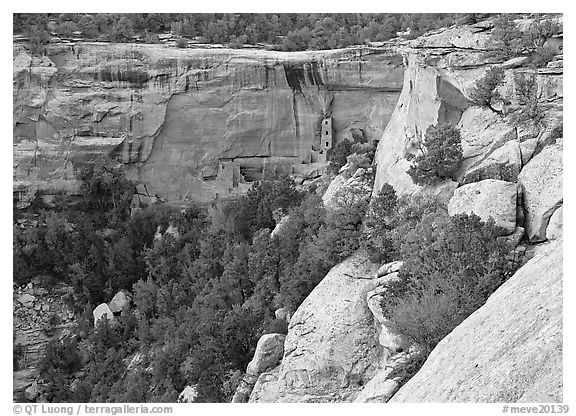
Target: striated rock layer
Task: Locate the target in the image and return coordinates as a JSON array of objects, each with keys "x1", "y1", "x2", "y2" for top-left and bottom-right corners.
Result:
[
  {"x1": 390, "y1": 238, "x2": 563, "y2": 403},
  {"x1": 14, "y1": 42, "x2": 403, "y2": 204}
]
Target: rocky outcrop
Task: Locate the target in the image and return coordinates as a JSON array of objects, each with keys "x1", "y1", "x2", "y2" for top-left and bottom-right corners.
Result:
[
  {"x1": 518, "y1": 140, "x2": 563, "y2": 242},
  {"x1": 390, "y1": 238, "x2": 563, "y2": 402},
  {"x1": 352, "y1": 261, "x2": 426, "y2": 403},
  {"x1": 250, "y1": 251, "x2": 382, "y2": 402},
  {"x1": 14, "y1": 43, "x2": 403, "y2": 204},
  {"x1": 13, "y1": 281, "x2": 76, "y2": 400},
  {"x1": 447, "y1": 179, "x2": 518, "y2": 235},
  {"x1": 232, "y1": 333, "x2": 286, "y2": 402},
  {"x1": 461, "y1": 138, "x2": 522, "y2": 184},
  {"x1": 373, "y1": 20, "x2": 563, "y2": 200},
  {"x1": 322, "y1": 167, "x2": 373, "y2": 211}
]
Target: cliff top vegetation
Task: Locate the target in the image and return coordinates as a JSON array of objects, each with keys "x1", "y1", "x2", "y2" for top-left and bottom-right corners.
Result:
[{"x1": 14, "y1": 13, "x2": 493, "y2": 53}]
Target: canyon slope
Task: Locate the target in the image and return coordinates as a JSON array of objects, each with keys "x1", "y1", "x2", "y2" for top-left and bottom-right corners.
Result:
[
  {"x1": 245, "y1": 18, "x2": 563, "y2": 403},
  {"x1": 13, "y1": 43, "x2": 403, "y2": 205}
]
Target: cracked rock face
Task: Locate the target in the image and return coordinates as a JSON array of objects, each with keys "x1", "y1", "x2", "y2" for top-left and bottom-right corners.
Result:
[
  {"x1": 518, "y1": 141, "x2": 563, "y2": 242},
  {"x1": 250, "y1": 251, "x2": 381, "y2": 402},
  {"x1": 13, "y1": 43, "x2": 403, "y2": 204},
  {"x1": 372, "y1": 22, "x2": 563, "y2": 200},
  {"x1": 232, "y1": 333, "x2": 286, "y2": 403},
  {"x1": 390, "y1": 238, "x2": 563, "y2": 403},
  {"x1": 13, "y1": 282, "x2": 76, "y2": 400},
  {"x1": 448, "y1": 179, "x2": 518, "y2": 235}
]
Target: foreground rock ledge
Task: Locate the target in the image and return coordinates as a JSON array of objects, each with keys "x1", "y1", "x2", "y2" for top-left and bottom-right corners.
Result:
[{"x1": 390, "y1": 238, "x2": 563, "y2": 403}]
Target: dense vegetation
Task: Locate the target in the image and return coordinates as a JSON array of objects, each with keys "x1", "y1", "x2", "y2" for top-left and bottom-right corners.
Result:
[
  {"x1": 14, "y1": 150, "x2": 522, "y2": 402},
  {"x1": 486, "y1": 14, "x2": 562, "y2": 66},
  {"x1": 14, "y1": 13, "x2": 489, "y2": 53},
  {"x1": 363, "y1": 187, "x2": 520, "y2": 377},
  {"x1": 14, "y1": 158, "x2": 371, "y2": 402}
]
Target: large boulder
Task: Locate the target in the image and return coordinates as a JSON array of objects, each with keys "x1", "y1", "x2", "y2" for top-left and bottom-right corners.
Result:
[
  {"x1": 255, "y1": 251, "x2": 381, "y2": 402},
  {"x1": 518, "y1": 142, "x2": 563, "y2": 242},
  {"x1": 546, "y1": 205, "x2": 563, "y2": 241},
  {"x1": 93, "y1": 303, "x2": 115, "y2": 326},
  {"x1": 390, "y1": 238, "x2": 563, "y2": 403},
  {"x1": 456, "y1": 107, "x2": 518, "y2": 182},
  {"x1": 248, "y1": 334, "x2": 286, "y2": 374},
  {"x1": 448, "y1": 179, "x2": 518, "y2": 235},
  {"x1": 108, "y1": 291, "x2": 131, "y2": 314},
  {"x1": 18, "y1": 294, "x2": 36, "y2": 308},
  {"x1": 461, "y1": 139, "x2": 522, "y2": 184},
  {"x1": 232, "y1": 333, "x2": 286, "y2": 402},
  {"x1": 177, "y1": 385, "x2": 198, "y2": 403}
]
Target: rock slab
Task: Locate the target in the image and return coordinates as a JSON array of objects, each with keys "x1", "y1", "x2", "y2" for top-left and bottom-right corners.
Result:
[
  {"x1": 390, "y1": 238, "x2": 563, "y2": 403},
  {"x1": 251, "y1": 251, "x2": 381, "y2": 402},
  {"x1": 518, "y1": 142, "x2": 563, "y2": 242},
  {"x1": 448, "y1": 179, "x2": 518, "y2": 234}
]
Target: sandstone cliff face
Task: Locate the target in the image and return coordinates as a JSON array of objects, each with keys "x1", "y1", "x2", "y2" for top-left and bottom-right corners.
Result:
[
  {"x1": 389, "y1": 238, "x2": 563, "y2": 402},
  {"x1": 14, "y1": 43, "x2": 402, "y2": 204}
]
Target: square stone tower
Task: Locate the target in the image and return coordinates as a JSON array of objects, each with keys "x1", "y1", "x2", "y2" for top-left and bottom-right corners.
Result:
[{"x1": 318, "y1": 117, "x2": 333, "y2": 163}]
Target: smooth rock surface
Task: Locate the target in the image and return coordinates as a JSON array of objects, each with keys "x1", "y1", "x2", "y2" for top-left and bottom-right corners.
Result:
[
  {"x1": 93, "y1": 303, "x2": 115, "y2": 326},
  {"x1": 518, "y1": 142, "x2": 563, "y2": 242},
  {"x1": 248, "y1": 334, "x2": 286, "y2": 374},
  {"x1": 249, "y1": 366, "x2": 281, "y2": 402},
  {"x1": 390, "y1": 238, "x2": 563, "y2": 403},
  {"x1": 108, "y1": 291, "x2": 131, "y2": 314},
  {"x1": 448, "y1": 179, "x2": 518, "y2": 234},
  {"x1": 233, "y1": 333, "x2": 286, "y2": 402},
  {"x1": 262, "y1": 251, "x2": 382, "y2": 402},
  {"x1": 461, "y1": 139, "x2": 522, "y2": 184},
  {"x1": 546, "y1": 205, "x2": 563, "y2": 240}
]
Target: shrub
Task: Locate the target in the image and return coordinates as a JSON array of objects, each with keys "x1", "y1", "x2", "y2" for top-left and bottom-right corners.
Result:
[
  {"x1": 381, "y1": 213, "x2": 517, "y2": 352},
  {"x1": 468, "y1": 66, "x2": 506, "y2": 113},
  {"x1": 145, "y1": 32, "x2": 161, "y2": 44},
  {"x1": 525, "y1": 18, "x2": 562, "y2": 49},
  {"x1": 362, "y1": 183, "x2": 398, "y2": 261},
  {"x1": 176, "y1": 37, "x2": 188, "y2": 48},
  {"x1": 486, "y1": 15, "x2": 561, "y2": 66},
  {"x1": 327, "y1": 139, "x2": 353, "y2": 174},
  {"x1": 282, "y1": 27, "x2": 312, "y2": 51},
  {"x1": 407, "y1": 123, "x2": 463, "y2": 186},
  {"x1": 512, "y1": 71, "x2": 545, "y2": 125},
  {"x1": 550, "y1": 124, "x2": 563, "y2": 140},
  {"x1": 529, "y1": 46, "x2": 557, "y2": 68},
  {"x1": 13, "y1": 342, "x2": 24, "y2": 370},
  {"x1": 486, "y1": 15, "x2": 526, "y2": 59},
  {"x1": 264, "y1": 318, "x2": 288, "y2": 335}
]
